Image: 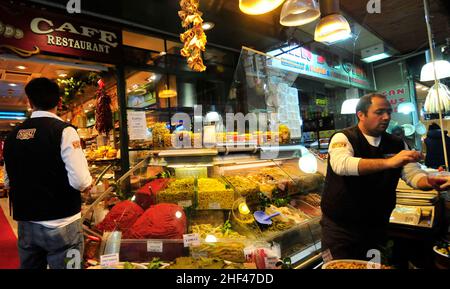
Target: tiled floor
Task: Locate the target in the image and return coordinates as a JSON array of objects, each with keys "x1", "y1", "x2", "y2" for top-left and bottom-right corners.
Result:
[{"x1": 0, "y1": 198, "x2": 17, "y2": 237}]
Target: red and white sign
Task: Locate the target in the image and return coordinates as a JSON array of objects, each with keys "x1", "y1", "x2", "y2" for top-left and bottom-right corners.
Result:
[{"x1": 0, "y1": 3, "x2": 122, "y2": 63}]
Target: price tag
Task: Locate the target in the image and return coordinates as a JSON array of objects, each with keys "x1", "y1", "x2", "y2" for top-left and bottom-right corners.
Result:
[
  {"x1": 147, "y1": 240, "x2": 163, "y2": 253},
  {"x1": 183, "y1": 233, "x2": 200, "y2": 247},
  {"x1": 264, "y1": 256, "x2": 279, "y2": 269},
  {"x1": 243, "y1": 246, "x2": 254, "y2": 262},
  {"x1": 272, "y1": 242, "x2": 281, "y2": 258},
  {"x1": 178, "y1": 200, "x2": 192, "y2": 207},
  {"x1": 100, "y1": 253, "x2": 119, "y2": 267},
  {"x1": 209, "y1": 202, "x2": 221, "y2": 210}
]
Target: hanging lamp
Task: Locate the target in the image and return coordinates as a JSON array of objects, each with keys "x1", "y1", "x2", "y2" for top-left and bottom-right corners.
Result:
[
  {"x1": 340, "y1": 98, "x2": 359, "y2": 114},
  {"x1": 420, "y1": 60, "x2": 450, "y2": 82},
  {"x1": 314, "y1": 0, "x2": 351, "y2": 44},
  {"x1": 159, "y1": 85, "x2": 177, "y2": 98},
  {"x1": 280, "y1": 0, "x2": 320, "y2": 26},
  {"x1": 239, "y1": 0, "x2": 286, "y2": 15}
]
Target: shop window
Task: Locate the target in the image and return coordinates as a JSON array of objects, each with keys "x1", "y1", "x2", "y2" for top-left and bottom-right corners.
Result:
[{"x1": 122, "y1": 31, "x2": 165, "y2": 53}]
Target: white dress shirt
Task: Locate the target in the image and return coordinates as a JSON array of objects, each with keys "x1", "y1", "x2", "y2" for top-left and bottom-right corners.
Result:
[
  {"x1": 328, "y1": 132, "x2": 427, "y2": 188},
  {"x1": 4, "y1": 111, "x2": 92, "y2": 228}
]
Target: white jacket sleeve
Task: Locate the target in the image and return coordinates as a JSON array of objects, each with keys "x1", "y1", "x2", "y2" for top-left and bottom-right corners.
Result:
[
  {"x1": 328, "y1": 133, "x2": 361, "y2": 176},
  {"x1": 61, "y1": 127, "x2": 93, "y2": 191}
]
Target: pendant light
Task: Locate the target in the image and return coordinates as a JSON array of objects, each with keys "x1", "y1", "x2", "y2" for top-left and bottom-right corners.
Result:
[
  {"x1": 280, "y1": 0, "x2": 320, "y2": 26},
  {"x1": 314, "y1": 0, "x2": 351, "y2": 44},
  {"x1": 340, "y1": 98, "x2": 359, "y2": 114},
  {"x1": 159, "y1": 74, "x2": 177, "y2": 99},
  {"x1": 420, "y1": 60, "x2": 450, "y2": 82},
  {"x1": 239, "y1": 0, "x2": 286, "y2": 15},
  {"x1": 159, "y1": 85, "x2": 177, "y2": 98}
]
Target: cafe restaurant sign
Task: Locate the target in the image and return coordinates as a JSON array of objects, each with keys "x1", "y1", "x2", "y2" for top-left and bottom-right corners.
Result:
[
  {"x1": 0, "y1": 4, "x2": 121, "y2": 63},
  {"x1": 267, "y1": 45, "x2": 374, "y2": 91}
]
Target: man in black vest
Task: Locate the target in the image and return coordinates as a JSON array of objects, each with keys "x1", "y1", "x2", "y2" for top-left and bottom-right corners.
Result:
[
  {"x1": 321, "y1": 93, "x2": 450, "y2": 261},
  {"x1": 3, "y1": 78, "x2": 92, "y2": 269}
]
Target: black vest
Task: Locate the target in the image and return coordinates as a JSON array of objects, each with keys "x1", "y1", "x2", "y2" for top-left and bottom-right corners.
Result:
[
  {"x1": 321, "y1": 126, "x2": 404, "y2": 227},
  {"x1": 4, "y1": 117, "x2": 81, "y2": 221}
]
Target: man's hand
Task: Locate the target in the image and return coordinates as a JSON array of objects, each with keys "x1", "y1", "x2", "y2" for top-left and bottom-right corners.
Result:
[{"x1": 386, "y1": 150, "x2": 423, "y2": 169}]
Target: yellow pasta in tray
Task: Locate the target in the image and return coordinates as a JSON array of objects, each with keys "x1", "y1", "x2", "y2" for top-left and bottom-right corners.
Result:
[{"x1": 197, "y1": 178, "x2": 235, "y2": 210}]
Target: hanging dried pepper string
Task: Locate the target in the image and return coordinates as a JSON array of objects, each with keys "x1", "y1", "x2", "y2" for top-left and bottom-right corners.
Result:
[{"x1": 178, "y1": 0, "x2": 207, "y2": 72}]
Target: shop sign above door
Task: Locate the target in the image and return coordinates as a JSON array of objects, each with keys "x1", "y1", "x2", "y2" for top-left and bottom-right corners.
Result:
[
  {"x1": 267, "y1": 45, "x2": 374, "y2": 91},
  {"x1": 0, "y1": 3, "x2": 122, "y2": 63}
]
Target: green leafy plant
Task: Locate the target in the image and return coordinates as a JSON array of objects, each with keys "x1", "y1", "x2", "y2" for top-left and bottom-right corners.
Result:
[{"x1": 147, "y1": 258, "x2": 163, "y2": 269}]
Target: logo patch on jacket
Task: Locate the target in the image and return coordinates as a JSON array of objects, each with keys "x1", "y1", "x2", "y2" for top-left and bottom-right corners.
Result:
[{"x1": 16, "y1": 129, "x2": 37, "y2": 140}]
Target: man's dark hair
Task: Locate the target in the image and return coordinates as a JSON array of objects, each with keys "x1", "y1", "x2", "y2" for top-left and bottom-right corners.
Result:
[
  {"x1": 355, "y1": 93, "x2": 387, "y2": 117},
  {"x1": 25, "y1": 78, "x2": 60, "y2": 110}
]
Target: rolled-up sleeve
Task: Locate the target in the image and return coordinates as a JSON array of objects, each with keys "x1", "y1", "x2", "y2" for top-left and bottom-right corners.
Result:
[
  {"x1": 401, "y1": 142, "x2": 427, "y2": 188},
  {"x1": 61, "y1": 127, "x2": 92, "y2": 191},
  {"x1": 328, "y1": 133, "x2": 361, "y2": 176}
]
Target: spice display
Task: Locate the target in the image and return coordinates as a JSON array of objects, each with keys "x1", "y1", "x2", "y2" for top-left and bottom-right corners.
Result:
[
  {"x1": 150, "y1": 122, "x2": 170, "y2": 149},
  {"x1": 191, "y1": 241, "x2": 246, "y2": 263},
  {"x1": 191, "y1": 223, "x2": 247, "y2": 240},
  {"x1": 299, "y1": 193, "x2": 322, "y2": 207},
  {"x1": 124, "y1": 203, "x2": 186, "y2": 239},
  {"x1": 265, "y1": 205, "x2": 310, "y2": 224},
  {"x1": 95, "y1": 200, "x2": 144, "y2": 234},
  {"x1": 225, "y1": 176, "x2": 259, "y2": 204},
  {"x1": 166, "y1": 257, "x2": 245, "y2": 269},
  {"x1": 197, "y1": 178, "x2": 235, "y2": 209},
  {"x1": 157, "y1": 178, "x2": 195, "y2": 205},
  {"x1": 279, "y1": 124, "x2": 291, "y2": 144},
  {"x1": 178, "y1": 0, "x2": 207, "y2": 72},
  {"x1": 135, "y1": 178, "x2": 171, "y2": 210},
  {"x1": 95, "y1": 79, "x2": 113, "y2": 135}
]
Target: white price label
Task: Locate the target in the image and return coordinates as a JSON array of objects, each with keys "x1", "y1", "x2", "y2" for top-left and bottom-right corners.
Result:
[
  {"x1": 264, "y1": 256, "x2": 279, "y2": 269},
  {"x1": 178, "y1": 200, "x2": 192, "y2": 207},
  {"x1": 100, "y1": 253, "x2": 119, "y2": 267},
  {"x1": 147, "y1": 241, "x2": 163, "y2": 253},
  {"x1": 183, "y1": 233, "x2": 200, "y2": 247},
  {"x1": 208, "y1": 202, "x2": 221, "y2": 210}
]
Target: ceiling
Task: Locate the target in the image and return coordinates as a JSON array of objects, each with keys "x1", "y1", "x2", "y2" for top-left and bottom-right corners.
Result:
[{"x1": 30, "y1": 0, "x2": 450, "y2": 57}]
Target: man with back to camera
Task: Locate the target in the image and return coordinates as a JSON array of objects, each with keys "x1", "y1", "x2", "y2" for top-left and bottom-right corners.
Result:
[
  {"x1": 3, "y1": 78, "x2": 92, "y2": 269},
  {"x1": 321, "y1": 93, "x2": 450, "y2": 261}
]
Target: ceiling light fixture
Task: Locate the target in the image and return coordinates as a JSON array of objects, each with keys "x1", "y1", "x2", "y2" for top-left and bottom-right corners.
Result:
[
  {"x1": 159, "y1": 85, "x2": 177, "y2": 98},
  {"x1": 16, "y1": 65, "x2": 27, "y2": 70},
  {"x1": 314, "y1": 0, "x2": 351, "y2": 44},
  {"x1": 361, "y1": 44, "x2": 392, "y2": 63},
  {"x1": 280, "y1": 0, "x2": 320, "y2": 26},
  {"x1": 239, "y1": 0, "x2": 286, "y2": 15},
  {"x1": 420, "y1": 60, "x2": 450, "y2": 82},
  {"x1": 8, "y1": 83, "x2": 17, "y2": 87},
  {"x1": 340, "y1": 98, "x2": 359, "y2": 114}
]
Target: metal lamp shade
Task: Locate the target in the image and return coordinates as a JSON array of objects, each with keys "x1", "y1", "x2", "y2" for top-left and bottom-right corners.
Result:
[
  {"x1": 420, "y1": 60, "x2": 450, "y2": 82},
  {"x1": 239, "y1": 0, "x2": 286, "y2": 15},
  {"x1": 280, "y1": 0, "x2": 320, "y2": 26},
  {"x1": 314, "y1": 13, "x2": 351, "y2": 44}
]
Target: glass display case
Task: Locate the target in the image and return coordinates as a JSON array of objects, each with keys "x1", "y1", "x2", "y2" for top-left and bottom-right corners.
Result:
[{"x1": 81, "y1": 146, "x2": 324, "y2": 269}]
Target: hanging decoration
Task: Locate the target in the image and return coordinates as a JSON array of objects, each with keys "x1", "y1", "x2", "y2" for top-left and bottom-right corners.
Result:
[
  {"x1": 95, "y1": 79, "x2": 113, "y2": 135},
  {"x1": 423, "y1": 83, "x2": 450, "y2": 114},
  {"x1": 178, "y1": 0, "x2": 207, "y2": 72}
]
